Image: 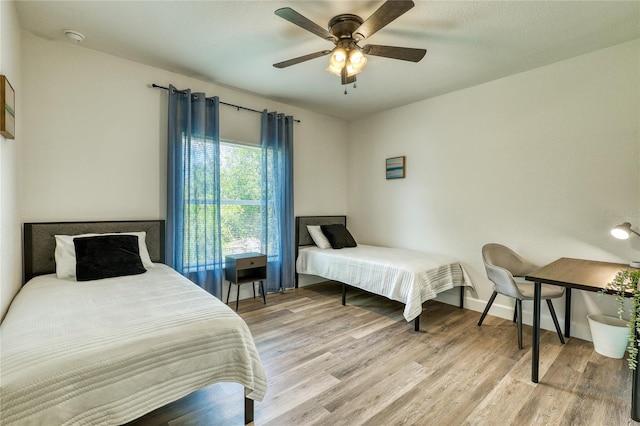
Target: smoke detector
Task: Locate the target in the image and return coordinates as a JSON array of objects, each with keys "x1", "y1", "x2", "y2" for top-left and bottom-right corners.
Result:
[{"x1": 63, "y1": 30, "x2": 85, "y2": 43}]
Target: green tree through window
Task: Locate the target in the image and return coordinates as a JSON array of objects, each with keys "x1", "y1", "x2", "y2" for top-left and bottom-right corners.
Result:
[{"x1": 220, "y1": 141, "x2": 262, "y2": 257}]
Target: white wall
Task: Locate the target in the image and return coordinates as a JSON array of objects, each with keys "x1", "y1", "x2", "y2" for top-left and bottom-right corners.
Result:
[
  {"x1": 12, "y1": 29, "x2": 640, "y2": 340},
  {"x1": 21, "y1": 32, "x2": 349, "y2": 222},
  {"x1": 18, "y1": 32, "x2": 348, "y2": 303},
  {"x1": 348, "y1": 39, "x2": 640, "y2": 341},
  {"x1": 0, "y1": 0, "x2": 23, "y2": 321}
]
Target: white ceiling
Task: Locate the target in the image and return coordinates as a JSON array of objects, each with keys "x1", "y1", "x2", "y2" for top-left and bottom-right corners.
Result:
[{"x1": 14, "y1": 0, "x2": 640, "y2": 121}]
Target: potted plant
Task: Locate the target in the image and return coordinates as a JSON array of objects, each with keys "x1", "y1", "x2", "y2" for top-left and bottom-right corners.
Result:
[{"x1": 605, "y1": 268, "x2": 640, "y2": 420}]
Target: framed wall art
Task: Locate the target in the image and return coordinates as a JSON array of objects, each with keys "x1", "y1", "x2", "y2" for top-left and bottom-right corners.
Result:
[
  {"x1": 1, "y1": 75, "x2": 15, "y2": 139},
  {"x1": 386, "y1": 156, "x2": 405, "y2": 179}
]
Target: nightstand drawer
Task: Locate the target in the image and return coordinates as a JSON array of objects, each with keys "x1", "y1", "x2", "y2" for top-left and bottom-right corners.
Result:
[{"x1": 236, "y1": 255, "x2": 267, "y2": 270}]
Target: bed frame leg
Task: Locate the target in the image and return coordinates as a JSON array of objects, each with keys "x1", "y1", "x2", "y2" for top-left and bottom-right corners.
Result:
[
  {"x1": 342, "y1": 283, "x2": 346, "y2": 306},
  {"x1": 244, "y1": 396, "x2": 254, "y2": 425},
  {"x1": 414, "y1": 315, "x2": 420, "y2": 331},
  {"x1": 459, "y1": 286, "x2": 464, "y2": 309}
]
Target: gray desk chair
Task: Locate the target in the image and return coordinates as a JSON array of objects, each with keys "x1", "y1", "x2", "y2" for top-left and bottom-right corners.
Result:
[{"x1": 478, "y1": 243, "x2": 565, "y2": 349}]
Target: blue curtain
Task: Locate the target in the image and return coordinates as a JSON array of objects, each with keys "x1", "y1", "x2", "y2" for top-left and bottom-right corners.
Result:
[
  {"x1": 166, "y1": 85, "x2": 223, "y2": 297},
  {"x1": 261, "y1": 111, "x2": 295, "y2": 293}
]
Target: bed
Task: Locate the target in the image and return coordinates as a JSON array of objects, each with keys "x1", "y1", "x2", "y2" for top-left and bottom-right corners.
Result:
[
  {"x1": 1, "y1": 220, "x2": 267, "y2": 425},
  {"x1": 295, "y1": 216, "x2": 473, "y2": 331}
]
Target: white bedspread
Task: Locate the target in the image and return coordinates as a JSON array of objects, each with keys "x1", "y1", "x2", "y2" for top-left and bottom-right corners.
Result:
[
  {"x1": 0, "y1": 264, "x2": 267, "y2": 426},
  {"x1": 296, "y1": 244, "x2": 473, "y2": 321}
]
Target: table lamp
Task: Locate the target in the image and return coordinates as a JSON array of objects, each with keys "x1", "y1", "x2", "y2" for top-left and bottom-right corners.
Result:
[{"x1": 611, "y1": 222, "x2": 640, "y2": 268}]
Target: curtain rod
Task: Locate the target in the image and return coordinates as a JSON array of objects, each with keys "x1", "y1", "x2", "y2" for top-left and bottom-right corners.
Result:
[{"x1": 151, "y1": 84, "x2": 300, "y2": 123}]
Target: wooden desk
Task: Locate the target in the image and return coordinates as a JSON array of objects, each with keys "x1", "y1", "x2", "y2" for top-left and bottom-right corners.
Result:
[{"x1": 525, "y1": 257, "x2": 630, "y2": 383}]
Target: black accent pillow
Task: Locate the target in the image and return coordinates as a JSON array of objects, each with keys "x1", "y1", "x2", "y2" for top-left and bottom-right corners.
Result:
[
  {"x1": 74, "y1": 235, "x2": 147, "y2": 281},
  {"x1": 320, "y1": 224, "x2": 357, "y2": 249}
]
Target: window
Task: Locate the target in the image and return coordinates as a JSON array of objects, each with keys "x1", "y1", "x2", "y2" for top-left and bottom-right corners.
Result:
[
  {"x1": 220, "y1": 140, "x2": 262, "y2": 257},
  {"x1": 167, "y1": 95, "x2": 294, "y2": 295}
]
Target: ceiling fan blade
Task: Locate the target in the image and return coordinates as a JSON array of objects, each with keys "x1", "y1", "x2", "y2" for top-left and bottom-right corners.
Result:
[
  {"x1": 363, "y1": 44, "x2": 426, "y2": 62},
  {"x1": 273, "y1": 50, "x2": 332, "y2": 68},
  {"x1": 353, "y1": 0, "x2": 415, "y2": 41},
  {"x1": 275, "y1": 7, "x2": 336, "y2": 42}
]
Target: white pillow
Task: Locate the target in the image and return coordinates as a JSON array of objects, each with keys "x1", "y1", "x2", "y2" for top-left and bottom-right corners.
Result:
[
  {"x1": 54, "y1": 231, "x2": 154, "y2": 280},
  {"x1": 306, "y1": 225, "x2": 332, "y2": 249}
]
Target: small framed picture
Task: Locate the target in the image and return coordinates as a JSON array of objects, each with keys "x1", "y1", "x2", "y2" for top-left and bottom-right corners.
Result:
[
  {"x1": 1, "y1": 75, "x2": 15, "y2": 139},
  {"x1": 386, "y1": 156, "x2": 405, "y2": 179}
]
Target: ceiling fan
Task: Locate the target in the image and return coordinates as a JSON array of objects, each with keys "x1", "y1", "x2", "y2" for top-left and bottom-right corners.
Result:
[{"x1": 273, "y1": 0, "x2": 427, "y2": 90}]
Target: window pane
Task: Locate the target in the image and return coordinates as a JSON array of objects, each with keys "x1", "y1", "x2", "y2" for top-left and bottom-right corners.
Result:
[
  {"x1": 220, "y1": 141, "x2": 262, "y2": 257},
  {"x1": 221, "y1": 203, "x2": 261, "y2": 256},
  {"x1": 220, "y1": 142, "x2": 261, "y2": 201},
  {"x1": 183, "y1": 135, "x2": 221, "y2": 269}
]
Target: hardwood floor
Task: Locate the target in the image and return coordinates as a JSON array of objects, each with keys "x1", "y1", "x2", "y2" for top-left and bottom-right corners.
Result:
[{"x1": 129, "y1": 282, "x2": 634, "y2": 425}]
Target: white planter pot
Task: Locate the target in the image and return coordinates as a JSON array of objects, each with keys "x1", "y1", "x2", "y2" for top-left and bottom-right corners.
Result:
[{"x1": 587, "y1": 314, "x2": 629, "y2": 359}]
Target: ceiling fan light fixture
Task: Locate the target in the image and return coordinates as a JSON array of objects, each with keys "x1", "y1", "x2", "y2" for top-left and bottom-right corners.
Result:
[
  {"x1": 349, "y1": 50, "x2": 367, "y2": 71},
  {"x1": 345, "y1": 60, "x2": 359, "y2": 77},
  {"x1": 327, "y1": 47, "x2": 348, "y2": 75},
  {"x1": 327, "y1": 62, "x2": 344, "y2": 76},
  {"x1": 274, "y1": 2, "x2": 426, "y2": 89}
]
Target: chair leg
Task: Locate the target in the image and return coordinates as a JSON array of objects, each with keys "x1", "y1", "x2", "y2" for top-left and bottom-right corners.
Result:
[
  {"x1": 260, "y1": 281, "x2": 266, "y2": 304},
  {"x1": 546, "y1": 299, "x2": 566, "y2": 345},
  {"x1": 513, "y1": 306, "x2": 517, "y2": 323},
  {"x1": 517, "y1": 299, "x2": 523, "y2": 349},
  {"x1": 478, "y1": 291, "x2": 498, "y2": 326},
  {"x1": 252, "y1": 282, "x2": 256, "y2": 299}
]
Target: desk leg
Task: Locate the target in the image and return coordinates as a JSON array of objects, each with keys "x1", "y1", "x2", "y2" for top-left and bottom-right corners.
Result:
[
  {"x1": 564, "y1": 288, "x2": 571, "y2": 338},
  {"x1": 632, "y1": 329, "x2": 640, "y2": 421},
  {"x1": 532, "y1": 281, "x2": 541, "y2": 383},
  {"x1": 633, "y1": 348, "x2": 640, "y2": 421}
]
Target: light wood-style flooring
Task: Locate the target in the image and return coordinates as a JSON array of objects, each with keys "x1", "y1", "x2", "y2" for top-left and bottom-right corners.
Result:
[{"x1": 129, "y1": 282, "x2": 635, "y2": 425}]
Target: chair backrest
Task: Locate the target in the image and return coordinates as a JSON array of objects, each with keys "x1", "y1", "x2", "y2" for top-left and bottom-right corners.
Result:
[
  {"x1": 481, "y1": 243, "x2": 538, "y2": 299},
  {"x1": 482, "y1": 243, "x2": 538, "y2": 277}
]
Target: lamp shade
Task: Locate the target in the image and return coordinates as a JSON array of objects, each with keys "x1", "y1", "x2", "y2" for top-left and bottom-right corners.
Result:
[
  {"x1": 611, "y1": 222, "x2": 634, "y2": 239},
  {"x1": 327, "y1": 48, "x2": 347, "y2": 76},
  {"x1": 347, "y1": 49, "x2": 367, "y2": 75},
  {"x1": 327, "y1": 47, "x2": 368, "y2": 79}
]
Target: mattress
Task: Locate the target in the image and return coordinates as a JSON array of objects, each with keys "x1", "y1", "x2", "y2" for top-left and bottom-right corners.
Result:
[
  {"x1": 296, "y1": 244, "x2": 473, "y2": 321},
  {"x1": 0, "y1": 264, "x2": 267, "y2": 426}
]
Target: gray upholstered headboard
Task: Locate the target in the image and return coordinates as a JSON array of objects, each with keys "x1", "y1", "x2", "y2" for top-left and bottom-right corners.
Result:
[
  {"x1": 295, "y1": 215, "x2": 347, "y2": 248},
  {"x1": 23, "y1": 220, "x2": 165, "y2": 283},
  {"x1": 294, "y1": 216, "x2": 347, "y2": 288}
]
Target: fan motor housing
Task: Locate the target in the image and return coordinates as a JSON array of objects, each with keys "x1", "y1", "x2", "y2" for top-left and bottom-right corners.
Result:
[{"x1": 328, "y1": 14, "x2": 363, "y2": 39}]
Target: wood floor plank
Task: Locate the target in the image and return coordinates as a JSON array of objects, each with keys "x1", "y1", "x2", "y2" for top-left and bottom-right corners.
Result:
[
  {"x1": 327, "y1": 361, "x2": 431, "y2": 426},
  {"x1": 262, "y1": 404, "x2": 332, "y2": 426},
  {"x1": 266, "y1": 351, "x2": 341, "y2": 392},
  {"x1": 462, "y1": 374, "x2": 537, "y2": 425},
  {"x1": 320, "y1": 336, "x2": 429, "y2": 413},
  {"x1": 368, "y1": 332, "x2": 519, "y2": 425},
  {"x1": 561, "y1": 355, "x2": 633, "y2": 425},
  {"x1": 129, "y1": 283, "x2": 633, "y2": 426},
  {"x1": 257, "y1": 372, "x2": 341, "y2": 424}
]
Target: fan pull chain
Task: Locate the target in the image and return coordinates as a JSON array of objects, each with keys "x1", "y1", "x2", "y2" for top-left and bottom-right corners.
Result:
[{"x1": 343, "y1": 81, "x2": 358, "y2": 95}]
